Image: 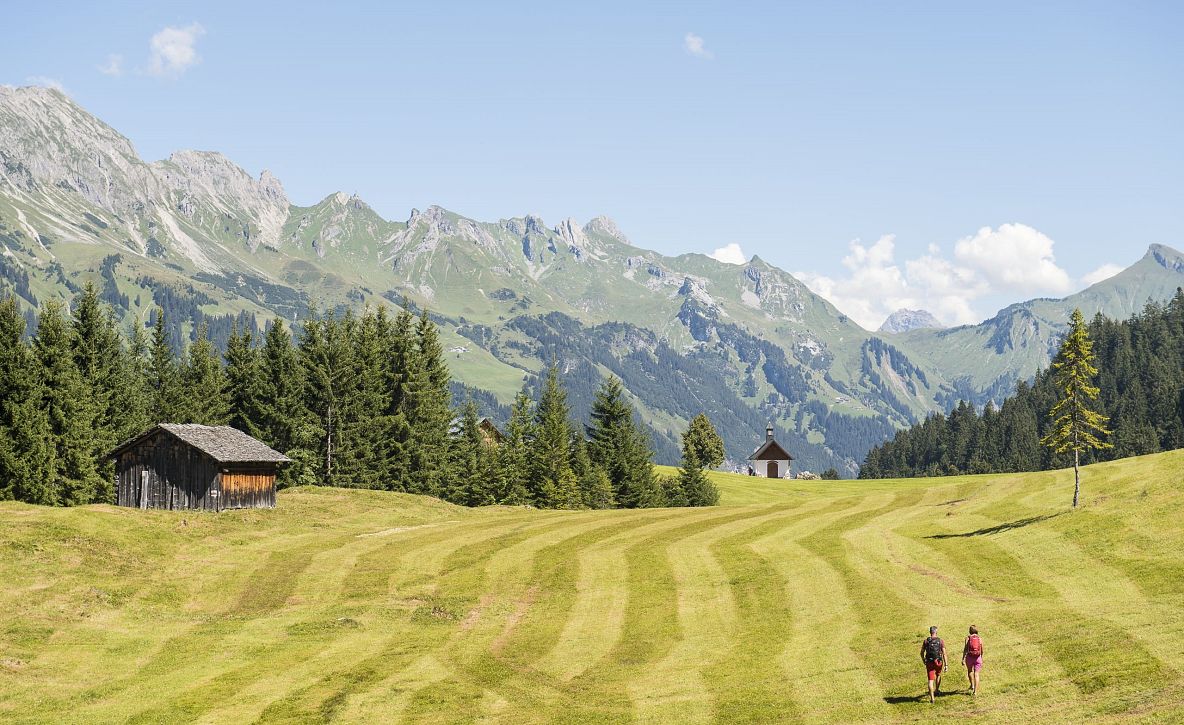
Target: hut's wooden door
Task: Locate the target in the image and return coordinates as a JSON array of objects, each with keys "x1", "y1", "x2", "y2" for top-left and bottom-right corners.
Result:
[{"x1": 767, "y1": 461, "x2": 779, "y2": 478}]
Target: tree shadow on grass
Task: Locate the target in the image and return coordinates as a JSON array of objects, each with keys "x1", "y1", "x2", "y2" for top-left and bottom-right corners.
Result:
[{"x1": 925, "y1": 512, "x2": 1066, "y2": 539}]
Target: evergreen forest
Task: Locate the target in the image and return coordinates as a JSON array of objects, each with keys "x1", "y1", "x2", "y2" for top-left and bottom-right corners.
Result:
[
  {"x1": 0, "y1": 286, "x2": 719, "y2": 509},
  {"x1": 860, "y1": 290, "x2": 1184, "y2": 478}
]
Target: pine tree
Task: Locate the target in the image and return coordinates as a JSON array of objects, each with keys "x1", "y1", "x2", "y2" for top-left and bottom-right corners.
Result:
[
  {"x1": 587, "y1": 375, "x2": 658, "y2": 507},
  {"x1": 181, "y1": 321, "x2": 231, "y2": 425},
  {"x1": 71, "y1": 283, "x2": 147, "y2": 500},
  {"x1": 529, "y1": 363, "x2": 580, "y2": 508},
  {"x1": 379, "y1": 308, "x2": 416, "y2": 491},
  {"x1": 682, "y1": 413, "x2": 725, "y2": 469},
  {"x1": 258, "y1": 319, "x2": 315, "y2": 487},
  {"x1": 299, "y1": 311, "x2": 357, "y2": 486},
  {"x1": 148, "y1": 310, "x2": 182, "y2": 422},
  {"x1": 676, "y1": 418, "x2": 720, "y2": 507},
  {"x1": 452, "y1": 400, "x2": 495, "y2": 505},
  {"x1": 1041, "y1": 308, "x2": 1113, "y2": 508},
  {"x1": 0, "y1": 297, "x2": 56, "y2": 504},
  {"x1": 34, "y1": 301, "x2": 103, "y2": 505},
  {"x1": 339, "y1": 308, "x2": 395, "y2": 489},
  {"x1": 224, "y1": 323, "x2": 265, "y2": 436},
  {"x1": 494, "y1": 388, "x2": 534, "y2": 504},
  {"x1": 571, "y1": 434, "x2": 614, "y2": 509},
  {"x1": 404, "y1": 310, "x2": 452, "y2": 496}
]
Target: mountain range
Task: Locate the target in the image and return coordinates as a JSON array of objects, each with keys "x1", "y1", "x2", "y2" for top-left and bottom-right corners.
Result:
[{"x1": 3, "y1": 85, "x2": 1183, "y2": 474}]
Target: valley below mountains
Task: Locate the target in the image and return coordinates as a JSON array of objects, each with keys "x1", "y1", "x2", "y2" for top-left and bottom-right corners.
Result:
[{"x1": 3, "y1": 85, "x2": 1183, "y2": 473}]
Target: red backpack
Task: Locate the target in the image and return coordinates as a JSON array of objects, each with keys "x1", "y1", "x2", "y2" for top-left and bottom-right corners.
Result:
[{"x1": 967, "y1": 634, "x2": 982, "y2": 657}]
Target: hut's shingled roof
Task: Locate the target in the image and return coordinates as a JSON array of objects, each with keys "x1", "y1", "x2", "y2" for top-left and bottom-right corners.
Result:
[{"x1": 111, "y1": 424, "x2": 291, "y2": 464}]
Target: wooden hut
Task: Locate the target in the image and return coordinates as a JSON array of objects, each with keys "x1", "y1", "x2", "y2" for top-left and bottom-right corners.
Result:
[
  {"x1": 478, "y1": 418, "x2": 505, "y2": 447},
  {"x1": 110, "y1": 424, "x2": 290, "y2": 511}
]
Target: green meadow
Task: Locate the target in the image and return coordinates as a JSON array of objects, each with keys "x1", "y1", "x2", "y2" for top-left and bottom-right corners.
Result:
[{"x1": 2, "y1": 450, "x2": 1183, "y2": 723}]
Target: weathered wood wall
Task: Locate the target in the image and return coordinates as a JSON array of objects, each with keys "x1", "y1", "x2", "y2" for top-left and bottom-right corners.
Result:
[
  {"x1": 220, "y1": 469, "x2": 276, "y2": 509},
  {"x1": 115, "y1": 431, "x2": 220, "y2": 510}
]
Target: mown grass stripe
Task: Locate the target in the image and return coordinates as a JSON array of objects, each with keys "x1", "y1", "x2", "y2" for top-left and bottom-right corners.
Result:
[{"x1": 251, "y1": 513, "x2": 582, "y2": 723}]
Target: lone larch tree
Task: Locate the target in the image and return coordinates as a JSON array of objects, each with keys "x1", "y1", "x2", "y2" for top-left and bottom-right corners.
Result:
[{"x1": 1041, "y1": 308, "x2": 1112, "y2": 508}]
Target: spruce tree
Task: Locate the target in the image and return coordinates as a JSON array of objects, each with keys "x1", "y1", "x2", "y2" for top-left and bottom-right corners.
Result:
[
  {"x1": 224, "y1": 323, "x2": 265, "y2": 436},
  {"x1": 299, "y1": 311, "x2": 357, "y2": 486},
  {"x1": 148, "y1": 310, "x2": 182, "y2": 422},
  {"x1": 452, "y1": 400, "x2": 495, "y2": 505},
  {"x1": 682, "y1": 413, "x2": 725, "y2": 469},
  {"x1": 339, "y1": 308, "x2": 394, "y2": 489},
  {"x1": 71, "y1": 283, "x2": 147, "y2": 500},
  {"x1": 587, "y1": 375, "x2": 658, "y2": 507},
  {"x1": 34, "y1": 301, "x2": 103, "y2": 505},
  {"x1": 258, "y1": 319, "x2": 315, "y2": 487},
  {"x1": 405, "y1": 311, "x2": 452, "y2": 496},
  {"x1": 494, "y1": 388, "x2": 534, "y2": 504},
  {"x1": 676, "y1": 418, "x2": 720, "y2": 507},
  {"x1": 181, "y1": 321, "x2": 231, "y2": 425},
  {"x1": 529, "y1": 363, "x2": 580, "y2": 508},
  {"x1": 571, "y1": 433, "x2": 614, "y2": 509},
  {"x1": 0, "y1": 297, "x2": 56, "y2": 504},
  {"x1": 1041, "y1": 308, "x2": 1112, "y2": 508},
  {"x1": 380, "y1": 308, "x2": 417, "y2": 491}
]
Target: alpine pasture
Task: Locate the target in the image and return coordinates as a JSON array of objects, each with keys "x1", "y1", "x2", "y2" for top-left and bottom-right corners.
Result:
[{"x1": 2, "y1": 451, "x2": 1183, "y2": 723}]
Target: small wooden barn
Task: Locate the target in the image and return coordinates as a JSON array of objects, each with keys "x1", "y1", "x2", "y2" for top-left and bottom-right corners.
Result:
[
  {"x1": 110, "y1": 424, "x2": 290, "y2": 511},
  {"x1": 478, "y1": 418, "x2": 505, "y2": 447},
  {"x1": 748, "y1": 423, "x2": 794, "y2": 479}
]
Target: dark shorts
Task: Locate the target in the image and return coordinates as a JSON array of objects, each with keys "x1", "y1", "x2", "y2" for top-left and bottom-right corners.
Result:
[{"x1": 926, "y1": 660, "x2": 944, "y2": 680}]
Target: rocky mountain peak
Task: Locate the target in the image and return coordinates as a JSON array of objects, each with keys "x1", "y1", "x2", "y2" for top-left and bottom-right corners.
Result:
[
  {"x1": 584, "y1": 215, "x2": 630, "y2": 246},
  {"x1": 1147, "y1": 243, "x2": 1184, "y2": 273},
  {"x1": 0, "y1": 84, "x2": 163, "y2": 213},
  {"x1": 554, "y1": 217, "x2": 589, "y2": 258},
  {"x1": 879, "y1": 309, "x2": 945, "y2": 333}
]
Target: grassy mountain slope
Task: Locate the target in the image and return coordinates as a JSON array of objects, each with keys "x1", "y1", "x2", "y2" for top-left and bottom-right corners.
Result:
[
  {"x1": 2, "y1": 450, "x2": 1182, "y2": 723},
  {"x1": 898, "y1": 244, "x2": 1184, "y2": 402}
]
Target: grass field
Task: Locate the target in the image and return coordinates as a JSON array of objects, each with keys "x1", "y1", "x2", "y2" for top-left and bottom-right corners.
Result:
[{"x1": 2, "y1": 451, "x2": 1183, "y2": 723}]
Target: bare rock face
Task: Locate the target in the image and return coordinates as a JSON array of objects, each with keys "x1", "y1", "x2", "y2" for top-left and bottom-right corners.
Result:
[
  {"x1": 879, "y1": 309, "x2": 945, "y2": 333},
  {"x1": 554, "y1": 217, "x2": 588, "y2": 259},
  {"x1": 154, "y1": 150, "x2": 289, "y2": 249},
  {"x1": 584, "y1": 215, "x2": 630, "y2": 246},
  {"x1": 0, "y1": 86, "x2": 166, "y2": 216}
]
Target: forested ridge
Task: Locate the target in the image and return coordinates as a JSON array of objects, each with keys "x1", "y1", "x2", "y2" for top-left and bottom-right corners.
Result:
[
  {"x1": 860, "y1": 290, "x2": 1184, "y2": 478},
  {"x1": 0, "y1": 286, "x2": 718, "y2": 509}
]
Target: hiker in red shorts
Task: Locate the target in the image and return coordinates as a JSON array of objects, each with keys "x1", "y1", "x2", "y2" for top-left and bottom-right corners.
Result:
[
  {"x1": 962, "y1": 625, "x2": 984, "y2": 696},
  {"x1": 920, "y1": 625, "x2": 947, "y2": 703}
]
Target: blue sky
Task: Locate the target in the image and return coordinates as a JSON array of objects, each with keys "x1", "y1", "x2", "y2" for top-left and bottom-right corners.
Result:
[{"x1": 4, "y1": 1, "x2": 1182, "y2": 327}]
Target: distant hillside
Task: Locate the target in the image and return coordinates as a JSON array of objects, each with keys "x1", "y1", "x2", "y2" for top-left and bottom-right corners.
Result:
[
  {"x1": 862, "y1": 290, "x2": 1184, "y2": 478},
  {"x1": 3, "y1": 85, "x2": 1183, "y2": 471}
]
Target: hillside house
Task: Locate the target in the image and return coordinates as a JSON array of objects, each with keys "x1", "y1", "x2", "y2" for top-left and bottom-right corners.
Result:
[
  {"x1": 110, "y1": 424, "x2": 289, "y2": 511},
  {"x1": 479, "y1": 418, "x2": 505, "y2": 447},
  {"x1": 748, "y1": 423, "x2": 793, "y2": 478}
]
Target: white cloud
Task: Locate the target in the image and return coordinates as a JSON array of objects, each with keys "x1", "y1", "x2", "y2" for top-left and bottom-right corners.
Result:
[
  {"x1": 708, "y1": 242, "x2": 746, "y2": 265},
  {"x1": 684, "y1": 32, "x2": 713, "y2": 59},
  {"x1": 797, "y1": 223, "x2": 1080, "y2": 330},
  {"x1": 147, "y1": 23, "x2": 205, "y2": 78},
  {"x1": 98, "y1": 54, "x2": 124, "y2": 77},
  {"x1": 25, "y1": 76, "x2": 67, "y2": 93},
  {"x1": 953, "y1": 223, "x2": 1072, "y2": 295},
  {"x1": 1081, "y1": 263, "x2": 1124, "y2": 287}
]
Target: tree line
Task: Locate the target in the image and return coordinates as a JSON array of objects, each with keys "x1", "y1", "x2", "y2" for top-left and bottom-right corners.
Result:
[
  {"x1": 0, "y1": 285, "x2": 720, "y2": 508},
  {"x1": 860, "y1": 291, "x2": 1184, "y2": 479}
]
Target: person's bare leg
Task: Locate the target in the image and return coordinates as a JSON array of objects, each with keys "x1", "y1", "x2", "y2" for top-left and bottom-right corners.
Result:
[
  {"x1": 972, "y1": 670, "x2": 979, "y2": 695},
  {"x1": 928, "y1": 677, "x2": 936, "y2": 703}
]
